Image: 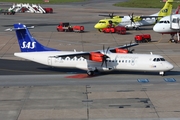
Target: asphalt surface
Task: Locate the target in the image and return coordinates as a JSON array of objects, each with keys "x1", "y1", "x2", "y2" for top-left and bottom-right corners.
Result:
[{"x1": 0, "y1": 1, "x2": 180, "y2": 120}]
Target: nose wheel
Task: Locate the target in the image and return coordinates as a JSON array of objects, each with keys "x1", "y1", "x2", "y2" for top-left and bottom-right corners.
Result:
[{"x1": 159, "y1": 71, "x2": 165, "y2": 76}]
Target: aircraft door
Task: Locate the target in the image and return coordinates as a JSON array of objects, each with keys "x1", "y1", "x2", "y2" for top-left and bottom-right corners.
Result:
[{"x1": 48, "y1": 56, "x2": 52, "y2": 66}]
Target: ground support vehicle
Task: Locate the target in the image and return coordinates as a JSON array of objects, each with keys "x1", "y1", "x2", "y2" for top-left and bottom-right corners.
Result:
[
  {"x1": 0, "y1": 9, "x2": 15, "y2": 15},
  {"x1": 115, "y1": 26, "x2": 126, "y2": 34},
  {"x1": 43, "y1": 8, "x2": 53, "y2": 13},
  {"x1": 102, "y1": 26, "x2": 126, "y2": 35},
  {"x1": 57, "y1": 23, "x2": 84, "y2": 32},
  {"x1": 134, "y1": 34, "x2": 151, "y2": 43}
]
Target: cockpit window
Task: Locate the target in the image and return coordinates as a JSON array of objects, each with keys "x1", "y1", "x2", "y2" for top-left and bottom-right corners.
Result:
[
  {"x1": 160, "y1": 58, "x2": 165, "y2": 61},
  {"x1": 153, "y1": 58, "x2": 166, "y2": 62},
  {"x1": 158, "y1": 21, "x2": 170, "y2": 24}
]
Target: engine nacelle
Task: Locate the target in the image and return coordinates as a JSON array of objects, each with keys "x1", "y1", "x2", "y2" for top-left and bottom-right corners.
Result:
[
  {"x1": 89, "y1": 52, "x2": 103, "y2": 62},
  {"x1": 115, "y1": 48, "x2": 128, "y2": 53}
]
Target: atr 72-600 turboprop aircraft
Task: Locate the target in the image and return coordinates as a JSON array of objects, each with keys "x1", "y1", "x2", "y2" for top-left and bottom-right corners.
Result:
[
  {"x1": 94, "y1": 0, "x2": 173, "y2": 31},
  {"x1": 9, "y1": 23, "x2": 173, "y2": 76},
  {"x1": 153, "y1": 14, "x2": 180, "y2": 42}
]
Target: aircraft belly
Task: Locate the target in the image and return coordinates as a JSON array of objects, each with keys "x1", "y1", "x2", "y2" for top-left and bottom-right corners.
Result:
[
  {"x1": 14, "y1": 53, "x2": 49, "y2": 66},
  {"x1": 115, "y1": 62, "x2": 166, "y2": 72}
]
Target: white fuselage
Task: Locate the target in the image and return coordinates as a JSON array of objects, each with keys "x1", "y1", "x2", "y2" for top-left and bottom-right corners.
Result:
[
  {"x1": 119, "y1": 16, "x2": 157, "y2": 28},
  {"x1": 153, "y1": 14, "x2": 180, "y2": 34},
  {"x1": 14, "y1": 51, "x2": 173, "y2": 73}
]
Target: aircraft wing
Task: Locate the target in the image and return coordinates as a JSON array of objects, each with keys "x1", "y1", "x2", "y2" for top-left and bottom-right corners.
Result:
[
  {"x1": 110, "y1": 42, "x2": 138, "y2": 50},
  {"x1": 53, "y1": 43, "x2": 138, "y2": 59},
  {"x1": 139, "y1": 16, "x2": 164, "y2": 19},
  {"x1": 99, "y1": 14, "x2": 124, "y2": 18},
  {"x1": 53, "y1": 52, "x2": 90, "y2": 59}
]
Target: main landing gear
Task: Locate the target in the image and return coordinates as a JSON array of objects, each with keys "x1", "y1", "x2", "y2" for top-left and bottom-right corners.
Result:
[
  {"x1": 87, "y1": 71, "x2": 95, "y2": 76},
  {"x1": 169, "y1": 33, "x2": 180, "y2": 43}
]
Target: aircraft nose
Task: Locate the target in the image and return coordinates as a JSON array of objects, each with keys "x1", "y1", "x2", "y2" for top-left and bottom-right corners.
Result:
[
  {"x1": 169, "y1": 63, "x2": 174, "y2": 70},
  {"x1": 167, "y1": 63, "x2": 174, "y2": 70},
  {"x1": 153, "y1": 24, "x2": 159, "y2": 32},
  {"x1": 94, "y1": 24, "x2": 99, "y2": 29}
]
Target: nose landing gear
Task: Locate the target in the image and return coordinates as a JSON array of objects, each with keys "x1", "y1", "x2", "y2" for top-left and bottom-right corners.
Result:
[{"x1": 159, "y1": 71, "x2": 165, "y2": 76}]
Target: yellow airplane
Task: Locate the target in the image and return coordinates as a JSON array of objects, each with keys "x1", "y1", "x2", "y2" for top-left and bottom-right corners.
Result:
[{"x1": 94, "y1": 0, "x2": 173, "y2": 31}]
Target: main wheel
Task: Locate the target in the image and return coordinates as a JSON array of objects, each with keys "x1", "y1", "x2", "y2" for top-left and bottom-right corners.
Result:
[
  {"x1": 87, "y1": 71, "x2": 94, "y2": 76},
  {"x1": 98, "y1": 29, "x2": 102, "y2": 32}
]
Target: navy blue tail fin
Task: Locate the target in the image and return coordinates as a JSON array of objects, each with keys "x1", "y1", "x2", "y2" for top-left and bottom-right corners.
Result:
[{"x1": 14, "y1": 23, "x2": 58, "y2": 52}]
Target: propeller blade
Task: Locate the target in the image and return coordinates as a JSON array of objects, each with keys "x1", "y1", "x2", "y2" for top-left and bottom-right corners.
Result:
[
  {"x1": 109, "y1": 13, "x2": 114, "y2": 18},
  {"x1": 106, "y1": 47, "x2": 110, "y2": 54},
  {"x1": 101, "y1": 45, "x2": 110, "y2": 67},
  {"x1": 125, "y1": 41, "x2": 135, "y2": 53}
]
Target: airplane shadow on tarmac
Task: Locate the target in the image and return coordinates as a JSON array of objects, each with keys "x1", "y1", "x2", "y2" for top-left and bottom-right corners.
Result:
[{"x1": 0, "y1": 59, "x2": 179, "y2": 76}]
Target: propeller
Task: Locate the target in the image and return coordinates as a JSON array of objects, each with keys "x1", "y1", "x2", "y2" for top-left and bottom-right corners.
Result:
[
  {"x1": 109, "y1": 13, "x2": 114, "y2": 18},
  {"x1": 126, "y1": 41, "x2": 135, "y2": 53},
  {"x1": 101, "y1": 45, "x2": 110, "y2": 67},
  {"x1": 129, "y1": 13, "x2": 135, "y2": 26},
  {"x1": 128, "y1": 13, "x2": 139, "y2": 29}
]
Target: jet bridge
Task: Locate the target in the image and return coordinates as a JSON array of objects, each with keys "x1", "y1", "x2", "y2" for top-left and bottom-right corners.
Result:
[
  {"x1": 170, "y1": 16, "x2": 180, "y2": 42},
  {"x1": 170, "y1": 16, "x2": 180, "y2": 30}
]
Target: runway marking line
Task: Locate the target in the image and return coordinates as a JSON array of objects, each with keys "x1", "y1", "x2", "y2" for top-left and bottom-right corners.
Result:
[
  {"x1": 164, "y1": 78, "x2": 176, "y2": 82},
  {"x1": 137, "y1": 79, "x2": 149, "y2": 83}
]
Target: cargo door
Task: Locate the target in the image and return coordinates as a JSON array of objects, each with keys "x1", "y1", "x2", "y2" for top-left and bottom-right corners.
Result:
[{"x1": 47, "y1": 56, "x2": 52, "y2": 66}]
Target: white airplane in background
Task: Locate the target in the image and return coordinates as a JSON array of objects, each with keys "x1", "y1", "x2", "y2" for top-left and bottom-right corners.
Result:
[
  {"x1": 94, "y1": 0, "x2": 174, "y2": 31},
  {"x1": 8, "y1": 23, "x2": 173, "y2": 76},
  {"x1": 153, "y1": 14, "x2": 180, "y2": 42}
]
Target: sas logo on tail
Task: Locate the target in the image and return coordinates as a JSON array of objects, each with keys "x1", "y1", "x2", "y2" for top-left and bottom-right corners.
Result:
[{"x1": 21, "y1": 42, "x2": 36, "y2": 49}]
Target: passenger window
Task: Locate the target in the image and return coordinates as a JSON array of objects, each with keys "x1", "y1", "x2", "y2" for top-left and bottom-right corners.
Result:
[{"x1": 66, "y1": 57, "x2": 70, "y2": 60}]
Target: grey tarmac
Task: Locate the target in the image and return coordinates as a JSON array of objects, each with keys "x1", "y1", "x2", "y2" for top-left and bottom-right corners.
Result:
[{"x1": 0, "y1": 0, "x2": 180, "y2": 120}]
